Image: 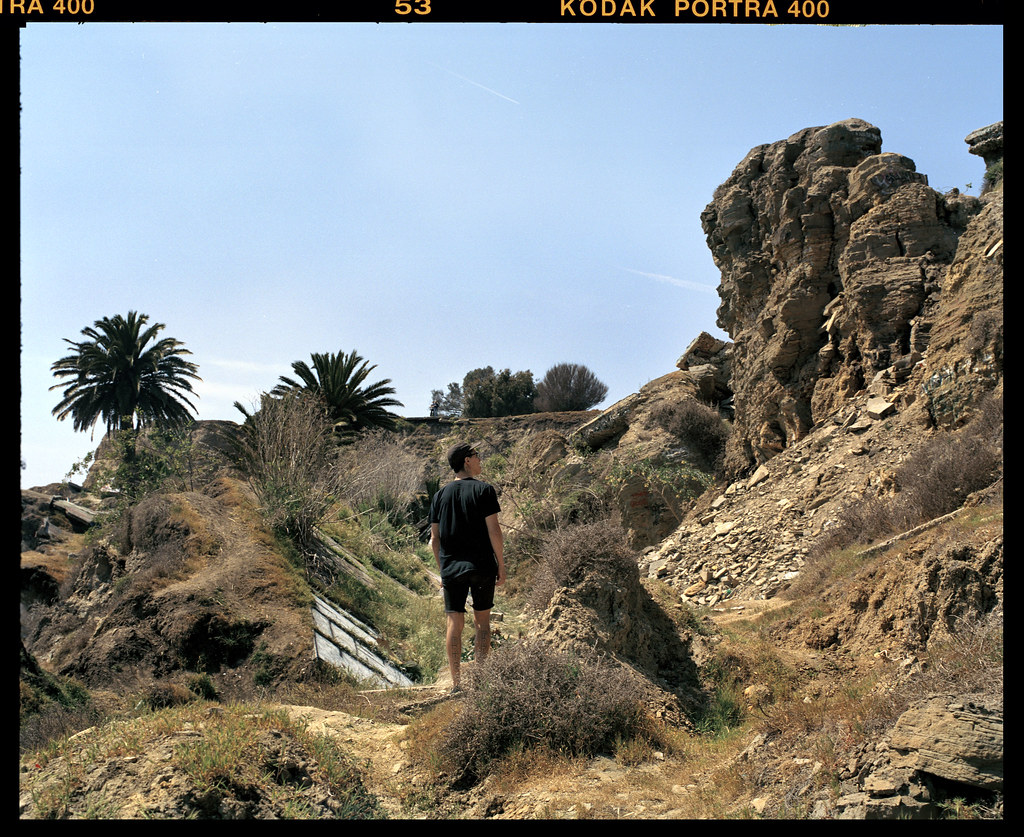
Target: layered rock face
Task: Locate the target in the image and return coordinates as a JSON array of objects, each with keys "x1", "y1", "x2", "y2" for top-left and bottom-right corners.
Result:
[
  {"x1": 702, "y1": 118, "x2": 986, "y2": 476},
  {"x1": 918, "y1": 185, "x2": 1003, "y2": 429}
]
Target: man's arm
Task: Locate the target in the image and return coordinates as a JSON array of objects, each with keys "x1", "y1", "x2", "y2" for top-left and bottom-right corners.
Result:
[
  {"x1": 430, "y1": 522, "x2": 442, "y2": 575},
  {"x1": 485, "y1": 514, "x2": 506, "y2": 586}
]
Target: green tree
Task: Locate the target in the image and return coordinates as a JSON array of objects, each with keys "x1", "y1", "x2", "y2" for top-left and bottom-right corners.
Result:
[
  {"x1": 266, "y1": 350, "x2": 403, "y2": 438},
  {"x1": 429, "y1": 382, "x2": 464, "y2": 417},
  {"x1": 535, "y1": 362, "x2": 609, "y2": 412},
  {"x1": 50, "y1": 311, "x2": 201, "y2": 437},
  {"x1": 462, "y1": 366, "x2": 537, "y2": 418}
]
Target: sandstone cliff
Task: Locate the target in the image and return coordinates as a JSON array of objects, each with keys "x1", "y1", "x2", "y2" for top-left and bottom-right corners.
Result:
[{"x1": 701, "y1": 118, "x2": 1001, "y2": 476}]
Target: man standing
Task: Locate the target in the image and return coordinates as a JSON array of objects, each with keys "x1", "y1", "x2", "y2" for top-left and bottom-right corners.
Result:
[{"x1": 429, "y1": 442, "x2": 506, "y2": 693}]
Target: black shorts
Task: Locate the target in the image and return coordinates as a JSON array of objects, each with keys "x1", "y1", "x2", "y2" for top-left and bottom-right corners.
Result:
[{"x1": 442, "y1": 569, "x2": 497, "y2": 613}]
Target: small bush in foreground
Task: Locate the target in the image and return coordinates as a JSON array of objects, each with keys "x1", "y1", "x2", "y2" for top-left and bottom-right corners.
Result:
[{"x1": 436, "y1": 640, "x2": 648, "y2": 783}]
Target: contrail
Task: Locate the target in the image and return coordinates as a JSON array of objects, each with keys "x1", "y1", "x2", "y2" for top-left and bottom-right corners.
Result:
[
  {"x1": 431, "y1": 63, "x2": 520, "y2": 105},
  {"x1": 622, "y1": 268, "x2": 717, "y2": 294}
]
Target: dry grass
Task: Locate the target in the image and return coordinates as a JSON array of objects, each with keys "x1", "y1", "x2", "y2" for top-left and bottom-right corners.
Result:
[
  {"x1": 232, "y1": 393, "x2": 344, "y2": 547},
  {"x1": 21, "y1": 533, "x2": 84, "y2": 588},
  {"x1": 20, "y1": 702, "x2": 382, "y2": 819},
  {"x1": 905, "y1": 608, "x2": 1003, "y2": 706},
  {"x1": 334, "y1": 428, "x2": 431, "y2": 518}
]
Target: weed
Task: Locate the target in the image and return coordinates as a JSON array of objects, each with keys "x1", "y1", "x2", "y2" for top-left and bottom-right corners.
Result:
[
  {"x1": 615, "y1": 733, "x2": 656, "y2": 766},
  {"x1": 140, "y1": 681, "x2": 196, "y2": 710},
  {"x1": 250, "y1": 643, "x2": 289, "y2": 687},
  {"x1": 982, "y1": 160, "x2": 1002, "y2": 193},
  {"x1": 186, "y1": 673, "x2": 219, "y2": 701}
]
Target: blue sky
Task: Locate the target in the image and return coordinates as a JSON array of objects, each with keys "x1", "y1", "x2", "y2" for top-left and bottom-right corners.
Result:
[{"x1": 19, "y1": 22, "x2": 1003, "y2": 489}]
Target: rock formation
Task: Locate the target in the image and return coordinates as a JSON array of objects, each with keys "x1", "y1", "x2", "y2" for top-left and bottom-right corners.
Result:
[
  {"x1": 529, "y1": 519, "x2": 711, "y2": 726},
  {"x1": 965, "y1": 120, "x2": 1003, "y2": 174},
  {"x1": 701, "y1": 118, "x2": 988, "y2": 476},
  {"x1": 825, "y1": 695, "x2": 1003, "y2": 819}
]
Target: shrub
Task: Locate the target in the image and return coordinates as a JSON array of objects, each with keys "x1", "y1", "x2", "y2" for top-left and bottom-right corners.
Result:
[
  {"x1": 605, "y1": 457, "x2": 714, "y2": 524},
  {"x1": 187, "y1": 673, "x2": 219, "y2": 701},
  {"x1": 529, "y1": 518, "x2": 640, "y2": 610},
  {"x1": 893, "y1": 393, "x2": 1002, "y2": 522},
  {"x1": 814, "y1": 392, "x2": 1001, "y2": 558},
  {"x1": 650, "y1": 397, "x2": 730, "y2": 472},
  {"x1": 250, "y1": 643, "x2": 289, "y2": 688},
  {"x1": 20, "y1": 649, "x2": 97, "y2": 754},
  {"x1": 983, "y1": 159, "x2": 1002, "y2": 193},
  {"x1": 19, "y1": 700, "x2": 103, "y2": 755},
  {"x1": 904, "y1": 609, "x2": 1003, "y2": 705},
  {"x1": 140, "y1": 681, "x2": 196, "y2": 710},
  {"x1": 436, "y1": 640, "x2": 647, "y2": 783}
]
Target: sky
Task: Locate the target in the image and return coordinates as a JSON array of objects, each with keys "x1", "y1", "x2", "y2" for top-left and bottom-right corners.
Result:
[{"x1": 19, "y1": 21, "x2": 1003, "y2": 489}]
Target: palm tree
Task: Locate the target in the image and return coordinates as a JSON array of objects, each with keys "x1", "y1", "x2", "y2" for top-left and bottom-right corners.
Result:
[
  {"x1": 268, "y1": 350, "x2": 403, "y2": 437},
  {"x1": 50, "y1": 311, "x2": 201, "y2": 438}
]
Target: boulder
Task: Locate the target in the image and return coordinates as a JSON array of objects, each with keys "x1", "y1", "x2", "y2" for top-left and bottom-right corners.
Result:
[{"x1": 889, "y1": 696, "x2": 1003, "y2": 792}]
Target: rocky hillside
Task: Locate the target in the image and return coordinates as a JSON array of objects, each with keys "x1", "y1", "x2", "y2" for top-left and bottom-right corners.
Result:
[{"x1": 20, "y1": 119, "x2": 1002, "y2": 819}]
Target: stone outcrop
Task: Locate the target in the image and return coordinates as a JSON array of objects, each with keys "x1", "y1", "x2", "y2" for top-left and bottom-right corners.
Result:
[
  {"x1": 642, "y1": 379, "x2": 1001, "y2": 618},
  {"x1": 917, "y1": 188, "x2": 1003, "y2": 428},
  {"x1": 823, "y1": 696, "x2": 1003, "y2": 819},
  {"x1": 641, "y1": 385, "x2": 926, "y2": 606},
  {"x1": 675, "y1": 331, "x2": 734, "y2": 408},
  {"x1": 23, "y1": 483, "x2": 316, "y2": 690},
  {"x1": 529, "y1": 521, "x2": 710, "y2": 726},
  {"x1": 965, "y1": 120, "x2": 1003, "y2": 173},
  {"x1": 82, "y1": 420, "x2": 240, "y2": 492},
  {"x1": 701, "y1": 118, "x2": 985, "y2": 477},
  {"x1": 889, "y1": 696, "x2": 1003, "y2": 791}
]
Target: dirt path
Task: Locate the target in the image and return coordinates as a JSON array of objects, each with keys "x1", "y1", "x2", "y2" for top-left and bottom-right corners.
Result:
[
  {"x1": 274, "y1": 686, "x2": 453, "y2": 818},
  {"x1": 706, "y1": 597, "x2": 793, "y2": 626}
]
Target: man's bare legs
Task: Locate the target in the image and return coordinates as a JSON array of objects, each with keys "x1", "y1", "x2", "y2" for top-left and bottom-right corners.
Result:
[
  {"x1": 446, "y1": 611, "x2": 465, "y2": 688},
  {"x1": 446, "y1": 609, "x2": 493, "y2": 690},
  {"x1": 473, "y1": 608, "x2": 492, "y2": 664}
]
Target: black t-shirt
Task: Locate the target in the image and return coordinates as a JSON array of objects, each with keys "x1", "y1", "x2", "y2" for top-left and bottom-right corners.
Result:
[{"x1": 429, "y1": 477, "x2": 501, "y2": 580}]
